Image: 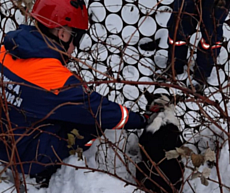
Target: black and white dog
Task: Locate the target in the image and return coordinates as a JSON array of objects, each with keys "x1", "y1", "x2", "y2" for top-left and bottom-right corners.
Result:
[{"x1": 136, "y1": 91, "x2": 184, "y2": 193}]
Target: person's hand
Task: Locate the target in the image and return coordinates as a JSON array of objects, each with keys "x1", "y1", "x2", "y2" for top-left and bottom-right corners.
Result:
[{"x1": 141, "y1": 106, "x2": 161, "y2": 126}]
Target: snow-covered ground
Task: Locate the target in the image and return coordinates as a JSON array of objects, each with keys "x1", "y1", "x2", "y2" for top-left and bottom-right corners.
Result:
[
  {"x1": 0, "y1": 130, "x2": 145, "y2": 193},
  {"x1": 0, "y1": 0, "x2": 230, "y2": 192}
]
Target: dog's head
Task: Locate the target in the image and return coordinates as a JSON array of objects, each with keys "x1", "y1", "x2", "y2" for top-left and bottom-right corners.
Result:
[
  {"x1": 144, "y1": 90, "x2": 172, "y2": 112},
  {"x1": 143, "y1": 89, "x2": 181, "y2": 133},
  {"x1": 144, "y1": 89, "x2": 183, "y2": 112}
]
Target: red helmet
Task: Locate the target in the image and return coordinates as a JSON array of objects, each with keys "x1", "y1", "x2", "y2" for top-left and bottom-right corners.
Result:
[{"x1": 31, "y1": 0, "x2": 88, "y2": 30}]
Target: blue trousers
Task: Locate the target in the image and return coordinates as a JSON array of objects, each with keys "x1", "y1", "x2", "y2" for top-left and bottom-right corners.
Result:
[{"x1": 167, "y1": 0, "x2": 230, "y2": 81}]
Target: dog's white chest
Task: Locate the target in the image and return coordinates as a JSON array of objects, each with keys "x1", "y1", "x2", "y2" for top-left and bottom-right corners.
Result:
[{"x1": 146, "y1": 104, "x2": 179, "y2": 134}]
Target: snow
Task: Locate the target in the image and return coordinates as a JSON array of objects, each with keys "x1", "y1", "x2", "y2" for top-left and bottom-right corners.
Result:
[
  {"x1": 0, "y1": 130, "x2": 144, "y2": 193},
  {"x1": 0, "y1": 126, "x2": 229, "y2": 193}
]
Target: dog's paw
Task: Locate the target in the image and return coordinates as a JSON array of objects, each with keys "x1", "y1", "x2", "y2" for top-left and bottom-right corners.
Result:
[{"x1": 146, "y1": 116, "x2": 163, "y2": 133}]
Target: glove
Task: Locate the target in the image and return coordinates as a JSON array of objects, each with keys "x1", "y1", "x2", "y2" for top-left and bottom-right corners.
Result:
[{"x1": 140, "y1": 109, "x2": 159, "y2": 126}]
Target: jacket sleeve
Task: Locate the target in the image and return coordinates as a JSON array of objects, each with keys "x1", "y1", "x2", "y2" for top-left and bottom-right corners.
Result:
[{"x1": 46, "y1": 76, "x2": 146, "y2": 130}]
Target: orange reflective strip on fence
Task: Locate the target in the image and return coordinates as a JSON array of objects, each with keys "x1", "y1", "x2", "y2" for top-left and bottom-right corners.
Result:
[{"x1": 168, "y1": 36, "x2": 186, "y2": 46}]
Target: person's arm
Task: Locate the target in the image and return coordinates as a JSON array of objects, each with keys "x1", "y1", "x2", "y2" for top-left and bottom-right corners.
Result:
[{"x1": 46, "y1": 76, "x2": 146, "y2": 130}]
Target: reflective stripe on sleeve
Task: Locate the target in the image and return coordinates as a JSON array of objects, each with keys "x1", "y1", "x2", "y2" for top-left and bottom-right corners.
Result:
[
  {"x1": 85, "y1": 139, "x2": 96, "y2": 147},
  {"x1": 112, "y1": 105, "x2": 129, "y2": 130},
  {"x1": 84, "y1": 105, "x2": 129, "y2": 147}
]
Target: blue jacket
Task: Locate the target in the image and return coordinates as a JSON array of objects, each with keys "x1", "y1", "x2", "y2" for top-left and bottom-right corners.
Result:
[{"x1": 0, "y1": 25, "x2": 145, "y2": 175}]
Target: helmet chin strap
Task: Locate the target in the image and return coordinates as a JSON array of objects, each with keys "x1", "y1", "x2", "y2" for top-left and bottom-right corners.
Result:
[
  {"x1": 37, "y1": 22, "x2": 72, "y2": 51},
  {"x1": 60, "y1": 35, "x2": 73, "y2": 51}
]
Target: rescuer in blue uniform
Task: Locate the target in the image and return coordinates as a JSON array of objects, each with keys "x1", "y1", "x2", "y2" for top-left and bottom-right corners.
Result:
[
  {"x1": 0, "y1": 0, "x2": 147, "y2": 185},
  {"x1": 167, "y1": 0, "x2": 230, "y2": 91}
]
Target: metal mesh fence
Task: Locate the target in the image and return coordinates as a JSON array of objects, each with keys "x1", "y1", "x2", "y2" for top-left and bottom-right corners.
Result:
[{"x1": 1, "y1": 0, "x2": 230, "y2": 144}]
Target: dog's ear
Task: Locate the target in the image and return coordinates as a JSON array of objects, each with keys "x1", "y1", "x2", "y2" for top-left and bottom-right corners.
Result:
[
  {"x1": 143, "y1": 88, "x2": 162, "y2": 104},
  {"x1": 167, "y1": 95, "x2": 174, "y2": 103},
  {"x1": 170, "y1": 95, "x2": 185, "y2": 104},
  {"x1": 143, "y1": 88, "x2": 155, "y2": 104}
]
